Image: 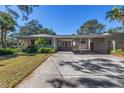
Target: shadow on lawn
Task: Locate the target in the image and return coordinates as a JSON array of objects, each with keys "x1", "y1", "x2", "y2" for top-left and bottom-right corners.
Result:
[
  {"x1": 47, "y1": 58, "x2": 124, "y2": 88},
  {"x1": 0, "y1": 53, "x2": 37, "y2": 61},
  {"x1": 0, "y1": 54, "x2": 18, "y2": 60},
  {"x1": 0, "y1": 64, "x2": 5, "y2": 66}
]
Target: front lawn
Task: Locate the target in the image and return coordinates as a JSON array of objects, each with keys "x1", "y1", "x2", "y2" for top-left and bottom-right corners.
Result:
[{"x1": 0, "y1": 53, "x2": 51, "y2": 88}]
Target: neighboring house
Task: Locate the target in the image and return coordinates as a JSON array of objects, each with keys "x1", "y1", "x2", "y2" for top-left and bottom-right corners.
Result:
[{"x1": 17, "y1": 32, "x2": 124, "y2": 53}]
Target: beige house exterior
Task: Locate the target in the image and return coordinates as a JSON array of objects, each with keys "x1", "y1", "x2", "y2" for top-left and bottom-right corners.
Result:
[{"x1": 18, "y1": 32, "x2": 124, "y2": 53}]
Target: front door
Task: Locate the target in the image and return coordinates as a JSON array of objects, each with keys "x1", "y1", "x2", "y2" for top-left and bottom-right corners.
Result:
[
  {"x1": 65, "y1": 41, "x2": 71, "y2": 48},
  {"x1": 90, "y1": 41, "x2": 94, "y2": 51}
]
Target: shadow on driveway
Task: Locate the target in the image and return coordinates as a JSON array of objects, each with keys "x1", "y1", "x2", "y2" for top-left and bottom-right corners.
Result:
[{"x1": 47, "y1": 58, "x2": 124, "y2": 88}]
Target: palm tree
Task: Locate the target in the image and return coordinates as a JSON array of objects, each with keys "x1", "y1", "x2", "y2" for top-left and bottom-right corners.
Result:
[
  {"x1": 0, "y1": 12, "x2": 15, "y2": 48},
  {"x1": 106, "y1": 6, "x2": 124, "y2": 25}
]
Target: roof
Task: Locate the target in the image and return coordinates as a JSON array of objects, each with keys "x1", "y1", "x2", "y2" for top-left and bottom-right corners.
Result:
[
  {"x1": 18, "y1": 33, "x2": 111, "y2": 39},
  {"x1": 55, "y1": 34, "x2": 111, "y2": 38},
  {"x1": 18, "y1": 34, "x2": 55, "y2": 39}
]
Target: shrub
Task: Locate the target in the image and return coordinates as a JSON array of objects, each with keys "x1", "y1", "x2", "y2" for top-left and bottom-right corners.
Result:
[
  {"x1": 116, "y1": 49, "x2": 124, "y2": 55},
  {"x1": 35, "y1": 38, "x2": 48, "y2": 48},
  {"x1": 0, "y1": 48, "x2": 14, "y2": 55},
  {"x1": 25, "y1": 45, "x2": 38, "y2": 53},
  {"x1": 6, "y1": 48, "x2": 22, "y2": 53},
  {"x1": 111, "y1": 49, "x2": 124, "y2": 56},
  {"x1": 38, "y1": 48, "x2": 55, "y2": 53}
]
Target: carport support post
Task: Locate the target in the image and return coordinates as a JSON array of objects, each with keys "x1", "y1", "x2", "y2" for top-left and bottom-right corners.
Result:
[
  {"x1": 88, "y1": 39, "x2": 91, "y2": 50},
  {"x1": 112, "y1": 40, "x2": 116, "y2": 51}
]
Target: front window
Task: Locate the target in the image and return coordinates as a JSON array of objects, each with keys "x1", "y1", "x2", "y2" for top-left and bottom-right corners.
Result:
[
  {"x1": 48, "y1": 39, "x2": 52, "y2": 45},
  {"x1": 81, "y1": 40, "x2": 86, "y2": 44}
]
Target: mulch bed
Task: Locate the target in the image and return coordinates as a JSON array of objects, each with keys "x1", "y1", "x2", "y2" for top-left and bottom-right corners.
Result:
[{"x1": 111, "y1": 53, "x2": 124, "y2": 58}]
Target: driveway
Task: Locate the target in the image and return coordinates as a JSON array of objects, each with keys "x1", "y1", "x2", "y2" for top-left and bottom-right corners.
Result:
[{"x1": 17, "y1": 51, "x2": 124, "y2": 88}]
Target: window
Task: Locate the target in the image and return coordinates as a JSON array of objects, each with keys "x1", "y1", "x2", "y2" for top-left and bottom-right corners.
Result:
[
  {"x1": 48, "y1": 40, "x2": 52, "y2": 45},
  {"x1": 31, "y1": 40, "x2": 35, "y2": 45},
  {"x1": 81, "y1": 40, "x2": 86, "y2": 44},
  {"x1": 75, "y1": 40, "x2": 79, "y2": 45}
]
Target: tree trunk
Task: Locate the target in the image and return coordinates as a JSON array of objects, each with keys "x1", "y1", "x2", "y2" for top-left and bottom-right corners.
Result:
[
  {"x1": 1, "y1": 27, "x2": 8, "y2": 48},
  {"x1": 4, "y1": 31, "x2": 7, "y2": 48},
  {"x1": 1, "y1": 29, "x2": 4, "y2": 48}
]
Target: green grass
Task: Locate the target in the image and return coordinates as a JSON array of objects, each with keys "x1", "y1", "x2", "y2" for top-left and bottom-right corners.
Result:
[{"x1": 0, "y1": 53, "x2": 51, "y2": 88}]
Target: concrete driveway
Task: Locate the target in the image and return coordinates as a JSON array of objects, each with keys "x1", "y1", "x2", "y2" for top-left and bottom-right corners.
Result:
[{"x1": 17, "y1": 51, "x2": 124, "y2": 88}]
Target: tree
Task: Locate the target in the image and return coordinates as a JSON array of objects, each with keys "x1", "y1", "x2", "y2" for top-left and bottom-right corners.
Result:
[
  {"x1": 4, "y1": 5, "x2": 38, "y2": 20},
  {"x1": 7, "y1": 32, "x2": 19, "y2": 47},
  {"x1": 35, "y1": 38, "x2": 48, "y2": 47},
  {"x1": 107, "y1": 28, "x2": 118, "y2": 33},
  {"x1": 77, "y1": 19, "x2": 105, "y2": 35},
  {"x1": 0, "y1": 6, "x2": 38, "y2": 47},
  {"x1": 37, "y1": 28, "x2": 56, "y2": 35},
  {"x1": 106, "y1": 6, "x2": 124, "y2": 26},
  {"x1": 0, "y1": 12, "x2": 15, "y2": 48},
  {"x1": 19, "y1": 20, "x2": 43, "y2": 36},
  {"x1": 76, "y1": 29, "x2": 80, "y2": 35},
  {"x1": 107, "y1": 26, "x2": 124, "y2": 33},
  {"x1": 19, "y1": 20, "x2": 56, "y2": 36}
]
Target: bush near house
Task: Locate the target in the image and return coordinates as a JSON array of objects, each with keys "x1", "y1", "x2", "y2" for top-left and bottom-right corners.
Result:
[
  {"x1": 24, "y1": 38, "x2": 55, "y2": 53},
  {"x1": 0, "y1": 48, "x2": 14, "y2": 55},
  {"x1": 0, "y1": 48, "x2": 22, "y2": 56},
  {"x1": 7, "y1": 48, "x2": 22, "y2": 53},
  {"x1": 25, "y1": 46, "x2": 55, "y2": 53},
  {"x1": 38, "y1": 48, "x2": 55, "y2": 53},
  {"x1": 111, "y1": 49, "x2": 124, "y2": 57},
  {"x1": 25, "y1": 45, "x2": 38, "y2": 53}
]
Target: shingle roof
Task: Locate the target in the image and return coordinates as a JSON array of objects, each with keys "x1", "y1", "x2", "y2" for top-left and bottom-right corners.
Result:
[
  {"x1": 18, "y1": 34, "x2": 55, "y2": 39},
  {"x1": 18, "y1": 33, "x2": 111, "y2": 39}
]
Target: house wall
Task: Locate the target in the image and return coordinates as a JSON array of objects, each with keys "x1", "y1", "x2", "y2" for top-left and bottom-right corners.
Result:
[
  {"x1": 81, "y1": 39, "x2": 88, "y2": 49},
  {"x1": 72, "y1": 38, "x2": 88, "y2": 50},
  {"x1": 56, "y1": 38, "x2": 89, "y2": 51},
  {"x1": 19, "y1": 35, "x2": 118, "y2": 54},
  {"x1": 110, "y1": 33, "x2": 124, "y2": 50},
  {"x1": 19, "y1": 39, "x2": 31, "y2": 48},
  {"x1": 19, "y1": 37, "x2": 54, "y2": 49},
  {"x1": 93, "y1": 38, "x2": 109, "y2": 53}
]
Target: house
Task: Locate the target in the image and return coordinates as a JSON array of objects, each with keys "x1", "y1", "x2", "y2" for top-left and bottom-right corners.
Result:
[{"x1": 17, "y1": 32, "x2": 124, "y2": 53}]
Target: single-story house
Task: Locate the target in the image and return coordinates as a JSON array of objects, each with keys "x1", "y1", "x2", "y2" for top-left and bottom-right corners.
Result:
[{"x1": 17, "y1": 32, "x2": 124, "y2": 53}]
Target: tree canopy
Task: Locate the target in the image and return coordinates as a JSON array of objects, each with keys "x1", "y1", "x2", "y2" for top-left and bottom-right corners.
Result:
[
  {"x1": 107, "y1": 26, "x2": 124, "y2": 33},
  {"x1": 77, "y1": 19, "x2": 105, "y2": 35},
  {"x1": 4, "y1": 5, "x2": 38, "y2": 20},
  {"x1": 0, "y1": 12, "x2": 15, "y2": 47},
  {"x1": 0, "y1": 5, "x2": 38, "y2": 48},
  {"x1": 19, "y1": 20, "x2": 56, "y2": 36},
  {"x1": 106, "y1": 6, "x2": 124, "y2": 26}
]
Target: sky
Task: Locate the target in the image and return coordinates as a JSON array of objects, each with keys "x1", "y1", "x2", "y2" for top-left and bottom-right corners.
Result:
[{"x1": 0, "y1": 5, "x2": 122, "y2": 35}]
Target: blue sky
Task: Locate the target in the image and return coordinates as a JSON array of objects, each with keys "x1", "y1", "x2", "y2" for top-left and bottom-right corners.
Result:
[{"x1": 0, "y1": 5, "x2": 122, "y2": 35}]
